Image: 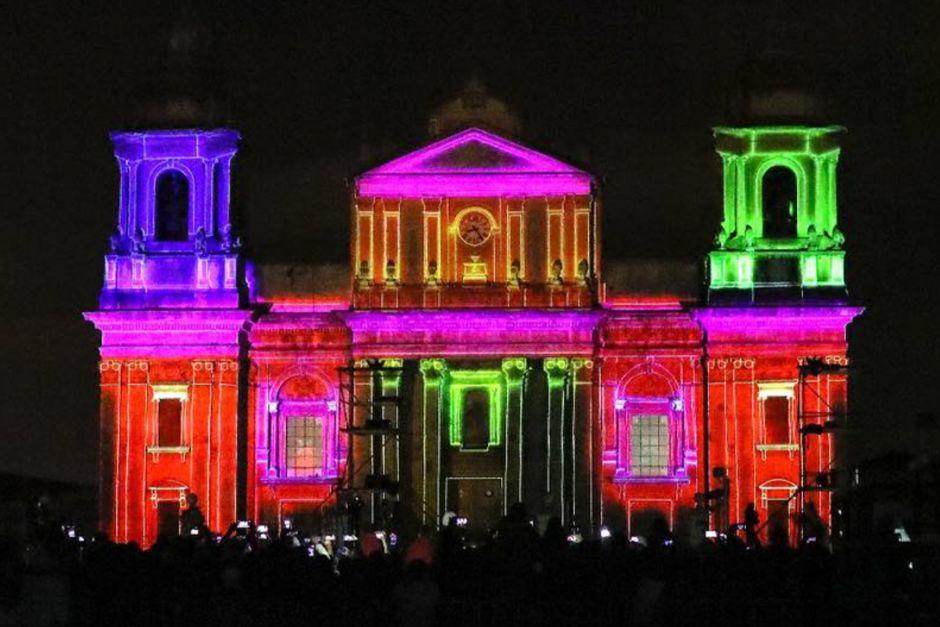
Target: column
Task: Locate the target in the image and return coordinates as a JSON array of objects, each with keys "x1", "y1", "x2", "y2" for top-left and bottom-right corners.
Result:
[
  {"x1": 418, "y1": 359, "x2": 446, "y2": 527},
  {"x1": 570, "y1": 358, "x2": 595, "y2": 531},
  {"x1": 501, "y1": 358, "x2": 528, "y2": 506},
  {"x1": 378, "y1": 359, "x2": 403, "y2": 484},
  {"x1": 543, "y1": 357, "x2": 569, "y2": 521},
  {"x1": 98, "y1": 360, "x2": 122, "y2": 540}
]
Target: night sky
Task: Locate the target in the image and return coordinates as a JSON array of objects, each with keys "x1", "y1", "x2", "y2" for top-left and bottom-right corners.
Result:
[{"x1": 1, "y1": 0, "x2": 937, "y2": 485}]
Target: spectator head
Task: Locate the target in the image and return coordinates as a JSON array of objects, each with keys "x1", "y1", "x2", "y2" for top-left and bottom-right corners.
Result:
[{"x1": 508, "y1": 501, "x2": 528, "y2": 522}]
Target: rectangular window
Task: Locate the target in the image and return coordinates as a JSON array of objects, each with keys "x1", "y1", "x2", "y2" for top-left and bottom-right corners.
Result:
[
  {"x1": 157, "y1": 398, "x2": 183, "y2": 447},
  {"x1": 630, "y1": 414, "x2": 669, "y2": 477},
  {"x1": 285, "y1": 417, "x2": 323, "y2": 477},
  {"x1": 461, "y1": 388, "x2": 491, "y2": 450},
  {"x1": 764, "y1": 396, "x2": 791, "y2": 444},
  {"x1": 448, "y1": 373, "x2": 503, "y2": 448}
]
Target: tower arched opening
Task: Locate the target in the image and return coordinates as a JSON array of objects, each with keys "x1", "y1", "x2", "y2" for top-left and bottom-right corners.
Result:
[
  {"x1": 761, "y1": 166, "x2": 798, "y2": 238},
  {"x1": 155, "y1": 169, "x2": 190, "y2": 241}
]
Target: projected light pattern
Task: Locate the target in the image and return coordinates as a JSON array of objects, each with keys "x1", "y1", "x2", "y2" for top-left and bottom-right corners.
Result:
[
  {"x1": 85, "y1": 124, "x2": 861, "y2": 547},
  {"x1": 709, "y1": 126, "x2": 847, "y2": 290},
  {"x1": 447, "y1": 370, "x2": 504, "y2": 448}
]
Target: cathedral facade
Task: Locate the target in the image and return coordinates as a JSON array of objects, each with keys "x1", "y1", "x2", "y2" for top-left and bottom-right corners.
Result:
[{"x1": 85, "y1": 125, "x2": 860, "y2": 546}]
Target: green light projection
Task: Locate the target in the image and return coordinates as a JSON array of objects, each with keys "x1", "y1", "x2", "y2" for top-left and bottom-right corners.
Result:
[
  {"x1": 419, "y1": 358, "x2": 446, "y2": 386},
  {"x1": 379, "y1": 358, "x2": 403, "y2": 386},
  {"x1": 501, "y1": 358, "x2": 528, "y2": 387},
  {"x1": 447, "y1": 369, "x2": 504, "y2": 448},
  {"x1": 543, "y1": 357, "x2": 570, "y2": 388},
  {"x1": 378, "y1": 358, "x2": 402, "y2": 428},
  {"x1": 709, "y1": 126, "x2": 847, "y2": 289},
  {"x1": 421, "y1": 359, "x2": 528, "y2": 449}
]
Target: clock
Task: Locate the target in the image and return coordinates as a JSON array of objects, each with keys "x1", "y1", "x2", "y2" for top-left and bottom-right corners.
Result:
[{"x1": 458, "y1": 211, "x2": 492, "y2": 246}]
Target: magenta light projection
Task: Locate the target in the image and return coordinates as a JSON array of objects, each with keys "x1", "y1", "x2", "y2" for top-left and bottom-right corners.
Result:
[
  {"x1": 356, "y1": 127, "x2": 593, "y2": 197},
  {"x1": 343, "y1": 309, "x2": 604, "y2": 357},
  {"x1": 692, "y1": 306, "x2": 863, "y2": 337}
]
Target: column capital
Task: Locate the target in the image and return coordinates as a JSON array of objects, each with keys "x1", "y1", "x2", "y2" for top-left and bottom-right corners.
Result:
[
  {"x1": 419, "y1": 358, "x2": 447, "y2": 385},
  {"x1": 570, "y1": 358, "x2": 593, "y2": 371},
  {"x1": 543, "y1": 357, "x2": 570, "y2": 386},
  {"x1": 501, "y1": 357, "x2": 529, "y2": 386},
  {"x1": 570, "y1": 358, "x2": 594, "y2": 382}
]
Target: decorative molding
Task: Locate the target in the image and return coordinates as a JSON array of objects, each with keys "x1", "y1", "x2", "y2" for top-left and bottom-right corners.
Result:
[
  {"x1": 757, "y1": 380, "x2": 796, "y2": 399},
  {"x1": 151, "y1": 384, "x2": 188, "y2": 400}
]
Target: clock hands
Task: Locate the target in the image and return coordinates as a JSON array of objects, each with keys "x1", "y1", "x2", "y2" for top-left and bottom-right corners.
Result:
[{"x1": 460, "y1": 214, "x2": 490, "y2": 244}]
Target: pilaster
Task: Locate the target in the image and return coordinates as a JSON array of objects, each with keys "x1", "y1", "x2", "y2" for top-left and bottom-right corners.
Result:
[
  {"x1": 418, "y1": 359, "x2": 446, "y2": 526},
  {"x1": 543, "y1": 357, "x2": 569, "y2": 520},
  {"x1": 501, "y1": 358, "x2": 529, "y2": 505}
]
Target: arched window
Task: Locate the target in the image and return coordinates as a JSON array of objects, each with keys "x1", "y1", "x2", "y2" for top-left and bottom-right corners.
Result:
[
  {"x1": 615, "y1": 370, "x2": 683, "y2": 481},
  {"x1": 285, "y1": 417, "x2": 324, "y2": 477},
  {"x1": 761, "y1": 166, "x2": 797, "y2": 238},
  {"x1": 270, "y1": 373, "x2": 336, "y2": 479},
  {"x1": 155, "y1": 170, "x2": 190, "y2": 241}
]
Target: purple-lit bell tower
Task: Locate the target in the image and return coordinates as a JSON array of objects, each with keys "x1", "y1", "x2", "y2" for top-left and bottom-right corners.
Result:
[{"x1": 102, "y1": 129, "x2": 247, "y2": 308}]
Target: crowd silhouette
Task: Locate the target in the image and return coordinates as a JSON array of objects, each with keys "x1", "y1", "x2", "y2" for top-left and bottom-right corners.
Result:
[{"x1": 1, "y1": 499, "x2": 935, "y2": 626}]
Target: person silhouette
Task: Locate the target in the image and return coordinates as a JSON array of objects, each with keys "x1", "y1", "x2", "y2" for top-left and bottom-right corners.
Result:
[
  {"x1": 744, "y1": 502, "x2": 761, "y2": 548},
  {"x1": 180, "y1": 493, "x2": 206, "y2": 537}
]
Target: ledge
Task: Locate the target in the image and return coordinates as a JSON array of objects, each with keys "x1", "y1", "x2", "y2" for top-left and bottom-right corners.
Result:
[
  {"x1": 612, "y1": 473, "x2": 692, "y2": 485},
  {"x1": 756, "y1": 444, "x2": 799, "y2": 452},
  {"x1": 258, "y1": 475, "x2": 337, "y2": 486},
  {"x1": 146, "y1": 446, "x2": 191, "y2": 459}
]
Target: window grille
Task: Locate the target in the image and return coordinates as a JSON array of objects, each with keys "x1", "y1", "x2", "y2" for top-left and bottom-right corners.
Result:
[
  {"x1": 285, "y1": 417, "x2": 323, "y2": 477},
  {"x1": 630, "y1": 414, "x2": 669, "y2": 477}
]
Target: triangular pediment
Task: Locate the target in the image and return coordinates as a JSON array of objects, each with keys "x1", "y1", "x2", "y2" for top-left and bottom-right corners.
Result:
[
  {"x1": 423, "y1": 140, "x2": 521, "y2": 169},
  {"x1": 362, "y1": 128, "x2": 587, "y2": 175},
  {"x1": 357, "y1": 128, "x2": 592, "y2": 197}
]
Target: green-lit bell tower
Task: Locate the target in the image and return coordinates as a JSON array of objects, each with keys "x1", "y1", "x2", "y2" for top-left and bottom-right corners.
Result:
[{"x1": 708, "y1": 126, "x2": 847, "y2": 296}]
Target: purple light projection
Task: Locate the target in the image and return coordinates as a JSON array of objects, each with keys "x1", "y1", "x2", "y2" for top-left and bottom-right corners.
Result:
[
  {"x1": 102, "y1": 129, "x2": 248, "y2": 309},
  {"x1": 83, "y1": 309, "x2": 253, "y2": 358}
]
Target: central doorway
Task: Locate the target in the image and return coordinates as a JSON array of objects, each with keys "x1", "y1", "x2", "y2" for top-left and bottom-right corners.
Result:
[{"x1": 445, "y1": 477, "x2": 503, "y2": 534}]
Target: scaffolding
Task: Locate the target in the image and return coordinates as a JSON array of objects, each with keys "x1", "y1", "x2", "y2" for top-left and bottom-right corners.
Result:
[
  {"x1": 335, "y1": 359, "x2": 405, "y2": 532},
  {"x1": 797, "y1": 357, "x2": 851, "y2": 542}
]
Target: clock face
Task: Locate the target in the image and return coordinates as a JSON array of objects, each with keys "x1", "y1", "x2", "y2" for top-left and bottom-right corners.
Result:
[{"x1": 458, "y1": 211, "x2": 492, "y2": 246}]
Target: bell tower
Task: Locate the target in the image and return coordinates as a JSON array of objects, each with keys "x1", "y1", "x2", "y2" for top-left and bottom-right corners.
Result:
[
  {"x1": 101, "y1": 129, "x2": 247, "y2": 308},
  {"x1": 708, "y1": 126, "x2": 847, "y2": 296},
  {"x1": 85, "y1": 128, "x2": 251, "y2": 545}
]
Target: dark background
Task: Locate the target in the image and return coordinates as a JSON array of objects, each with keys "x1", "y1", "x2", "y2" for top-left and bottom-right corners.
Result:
[{"x1": 1, "y1": 0, "x2": 936, "y2": 485}]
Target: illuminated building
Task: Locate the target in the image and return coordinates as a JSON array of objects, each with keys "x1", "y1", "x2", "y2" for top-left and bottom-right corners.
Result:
[{"x1": 85, "y1": 125, "x2": 860, "y2": 546}]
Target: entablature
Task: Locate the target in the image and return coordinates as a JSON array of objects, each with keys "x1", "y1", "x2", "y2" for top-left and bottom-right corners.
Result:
[{"x1": 84, "y1": 309, "x2": 253, "y2": 358}]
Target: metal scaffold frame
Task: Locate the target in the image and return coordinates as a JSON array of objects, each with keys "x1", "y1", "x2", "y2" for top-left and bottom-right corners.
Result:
[
  {"x1": 336, "y1": 359, "x2": 405, "y2": 532},
  {"x1": 797, "y1": 356, "x2": 851, "y2": 542}
]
